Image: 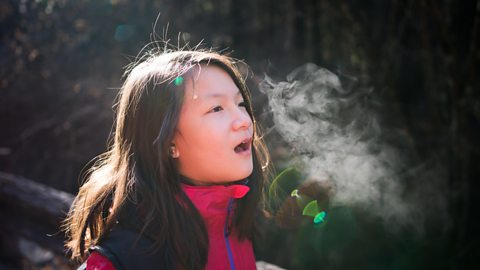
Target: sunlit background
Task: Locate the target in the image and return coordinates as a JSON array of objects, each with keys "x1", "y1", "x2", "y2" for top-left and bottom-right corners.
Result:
[{"x1": 1, "y1": 0, "x2": 479, "y2": 269}]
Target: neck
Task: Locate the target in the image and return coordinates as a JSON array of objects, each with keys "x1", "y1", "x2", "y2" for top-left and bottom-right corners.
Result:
[{"x1": 179, "y1": 174, "x2": 247, "y2": 186}]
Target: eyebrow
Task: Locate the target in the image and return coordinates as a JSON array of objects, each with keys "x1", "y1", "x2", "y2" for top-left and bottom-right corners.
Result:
[{"x1": 202, "y1": 91, "x2": 242, "y2": 99}]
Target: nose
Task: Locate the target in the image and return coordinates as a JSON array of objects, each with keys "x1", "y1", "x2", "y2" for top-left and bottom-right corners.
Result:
[{"x1": 232, "y1": 108, "x2": 252, "y2": 131}]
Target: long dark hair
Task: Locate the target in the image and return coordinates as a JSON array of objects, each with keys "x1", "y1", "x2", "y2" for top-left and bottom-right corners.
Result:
[{"x1": 63, "y1": 49, "x2": 273, "y2": 269}]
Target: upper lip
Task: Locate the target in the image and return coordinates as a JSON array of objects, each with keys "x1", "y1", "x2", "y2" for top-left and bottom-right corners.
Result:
[{"x1": 236, "y1": 136, "x2": 253, "y2": 149}]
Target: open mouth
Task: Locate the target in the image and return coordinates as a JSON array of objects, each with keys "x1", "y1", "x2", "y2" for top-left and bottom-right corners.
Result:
[{"x1": 234, "y1": 138, "x2": 252, "y2": 153}]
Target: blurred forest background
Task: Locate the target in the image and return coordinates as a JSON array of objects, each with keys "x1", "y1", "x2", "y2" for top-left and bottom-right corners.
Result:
[{"x1": 0, "y1": 0, "x2": 479, "y2": 269}]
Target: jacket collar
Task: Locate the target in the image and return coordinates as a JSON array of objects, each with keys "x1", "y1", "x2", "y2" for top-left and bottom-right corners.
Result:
[{"x1": 180, "y1": 175, "x2": 250, "y2": 218}]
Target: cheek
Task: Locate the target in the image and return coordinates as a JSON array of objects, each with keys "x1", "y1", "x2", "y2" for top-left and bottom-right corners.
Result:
[
  {"x1": 196, "y1": 128, "x2": 227, "y2": 154},
  {"x1": 182, "y1": 122, "x2": 227, "y2": 155},
  {"x1": 176, "y1": 108, "x2": 237, "y2": 155}
]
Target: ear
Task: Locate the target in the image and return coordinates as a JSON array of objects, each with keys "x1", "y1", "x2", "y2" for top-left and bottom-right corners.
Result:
[{"x1": 170, "y1": 142, "x2": 180, "y2": 158}]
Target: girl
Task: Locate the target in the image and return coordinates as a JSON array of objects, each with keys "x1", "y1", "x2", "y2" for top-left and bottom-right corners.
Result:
[{"x1": 63, "y1": 48, "x2": 273, "y2": 270}]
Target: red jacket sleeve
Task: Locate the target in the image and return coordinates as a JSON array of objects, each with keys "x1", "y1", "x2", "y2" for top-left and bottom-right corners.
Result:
[{"x1": 86, "y1": 251, "x2": 116, "y2": 270}]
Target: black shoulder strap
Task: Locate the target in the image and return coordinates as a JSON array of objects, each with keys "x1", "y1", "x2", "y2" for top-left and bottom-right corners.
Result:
[
  {"x1": 88, "y1": 225, "x2": 175, "y2": 270},
  {"x1": 79, "y1": 199, "x2": 175, "y2": 270}
]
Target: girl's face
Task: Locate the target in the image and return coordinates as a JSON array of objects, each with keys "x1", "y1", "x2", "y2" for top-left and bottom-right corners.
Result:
[{"x1": 172, "y1": 65, "x2": 254, "y2": 185}]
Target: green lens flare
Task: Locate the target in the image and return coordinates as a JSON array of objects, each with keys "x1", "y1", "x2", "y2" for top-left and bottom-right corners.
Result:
[
  {"x1": 174, "y1": 76, "x2": 184, "y2": 86},
  {"x1": 302, "y1": 200, "x2": 319, "y2": 217},
  {"x1": 268, "y1": 167, "x2": 301, "y2": 199},
  {"x1": 291, "y1": 189, "x2": 312, "y2": 209},
  {"x1": 313, "y1": 211, "x2": 326, "y2": 224},
  {"x1": 268, "y1": 167, "x2": 328, "y2": 227},
  {"x1": 302, "y1": 201, "x2": 327, "y2": 225}
]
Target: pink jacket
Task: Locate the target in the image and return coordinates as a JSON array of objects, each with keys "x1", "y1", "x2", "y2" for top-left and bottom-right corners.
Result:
[
  {"x1": 86, "y1": 182, "x2": 256, "y2": 270},
  {"x1": 182, "y1": 182, "x2": 256, "y2": 270}
]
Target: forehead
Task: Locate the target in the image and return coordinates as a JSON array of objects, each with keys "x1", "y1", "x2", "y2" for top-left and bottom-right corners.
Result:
[{"x1": 183, "y1": 65, "x2": 242, "y2": 103}]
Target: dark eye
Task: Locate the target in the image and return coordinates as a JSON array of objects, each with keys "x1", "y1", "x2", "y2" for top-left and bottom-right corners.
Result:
[
  {"x1": 210, "y1": 106, "x2": 223, "y2": 113},
  {"x1": 239, "y1": 101, "x2": 246, "y2": 107}
]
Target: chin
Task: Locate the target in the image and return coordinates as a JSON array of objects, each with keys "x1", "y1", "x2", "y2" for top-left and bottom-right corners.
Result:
[
  {"x1": 223, "y1": 170, "x2": 251, "y2": 183},
  {"x1": 239, "y1": 166, "x2": 254, "y2": 180}
]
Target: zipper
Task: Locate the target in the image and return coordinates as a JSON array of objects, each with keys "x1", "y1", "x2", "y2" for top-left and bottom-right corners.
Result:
[{"x1": 224, "y1": 198, "x2": 236, "y2": 270}]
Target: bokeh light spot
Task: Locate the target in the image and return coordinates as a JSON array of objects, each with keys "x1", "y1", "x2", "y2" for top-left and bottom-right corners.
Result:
[
  {"x1": 174, "y1": 76, "x2": 184, "y2": 86},
  {"x1": 114, "y1": 25, "x2": 135, "y2": 42},
  {"x1": 314, "y1": 211, "x2": 326, "y2": 224}
]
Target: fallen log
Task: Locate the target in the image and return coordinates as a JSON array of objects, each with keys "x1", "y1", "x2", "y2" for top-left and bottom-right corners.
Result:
[{"x1": 0, "y1": 172, "x2": 74, "y2": 256}]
